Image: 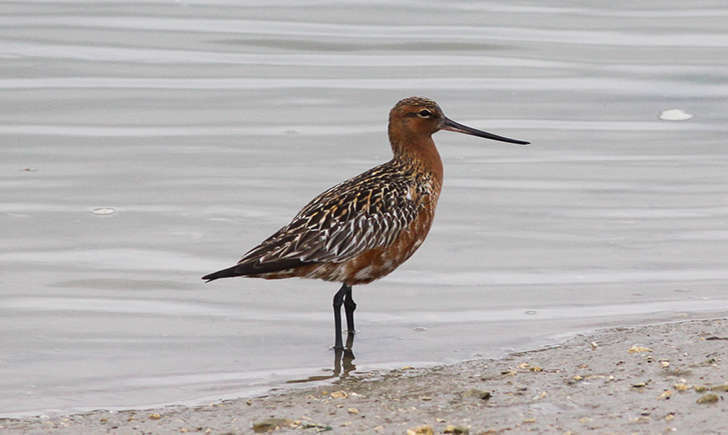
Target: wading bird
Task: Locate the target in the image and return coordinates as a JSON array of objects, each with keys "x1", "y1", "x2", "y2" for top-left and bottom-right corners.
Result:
[{"x1": 203, "y1": 97, "x2": 528, "y2": 349}]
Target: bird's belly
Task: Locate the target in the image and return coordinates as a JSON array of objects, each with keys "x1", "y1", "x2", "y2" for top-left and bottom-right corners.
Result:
[{"x1": 339, "y1": 209, "x2": 434, "y2": 285}]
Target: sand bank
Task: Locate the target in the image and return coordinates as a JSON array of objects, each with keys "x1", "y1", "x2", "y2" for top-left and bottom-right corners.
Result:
[{"x1": 3, "y1": 318, "x2": 727, "y2": 434}]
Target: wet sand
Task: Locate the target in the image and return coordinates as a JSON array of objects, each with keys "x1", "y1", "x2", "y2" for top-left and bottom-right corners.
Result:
[{"x1": 3, "y1": 317, "x2": 727, "y2": 434}]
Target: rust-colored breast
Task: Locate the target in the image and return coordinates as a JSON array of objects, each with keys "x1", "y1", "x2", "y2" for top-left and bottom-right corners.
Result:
[
  {"x1": 301, "y1": 169, "x2": 441, "y2": 285},
  {"x1": 339, "y1": 203, "x2": 437, "y2": 285}
]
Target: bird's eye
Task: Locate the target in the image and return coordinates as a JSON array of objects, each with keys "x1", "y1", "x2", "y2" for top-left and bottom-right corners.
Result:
[{"x1": 417, "y1": 110, "x2": 432, "y2": 118}]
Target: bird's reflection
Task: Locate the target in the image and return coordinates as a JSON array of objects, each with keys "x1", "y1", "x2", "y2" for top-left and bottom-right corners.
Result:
[{"x1": 287, "y1": 332, "x2": 356, "y2": 383}]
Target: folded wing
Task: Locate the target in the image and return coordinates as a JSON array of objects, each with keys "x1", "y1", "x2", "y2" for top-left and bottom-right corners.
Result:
[
  {"x1": 202, "y1": 161, "x2": 428, "y2": 282},
  {"x1": 243, "y1": 162, "x2": 420, "y2": 266}
]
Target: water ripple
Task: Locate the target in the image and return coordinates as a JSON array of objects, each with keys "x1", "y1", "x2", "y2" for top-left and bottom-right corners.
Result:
[
  {"x1": 1, "y1": 119, "x2": 724, "y2": 137},
  {"x1": 2, "y1": 78, "x2": 727, "y2": 97},
  {"x1": 4, "y1": 16, "x2": 728, "y2": 47}
]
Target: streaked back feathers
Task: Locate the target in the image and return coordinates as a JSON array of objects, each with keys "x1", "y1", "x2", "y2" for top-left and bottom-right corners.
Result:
[{"x1": 230, "y1": 158, "x2": 439, "y2": 276}]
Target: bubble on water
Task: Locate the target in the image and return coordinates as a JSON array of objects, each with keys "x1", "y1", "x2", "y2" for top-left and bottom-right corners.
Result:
[
  {"x1": 525, "y1": 310, "x2": 537, "y2": 315},
  {"x1": 659, "y1": 109, "x2": 693, "y2": 121},
  {"x1": 413, "y1": 326, "x2": 427, "y2": 332},
  {"x1": 92, "y1": 207, "x2": 116, "y2": 215}
]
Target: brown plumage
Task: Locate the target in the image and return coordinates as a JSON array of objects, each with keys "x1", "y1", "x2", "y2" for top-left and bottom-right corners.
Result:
[{"x1": 203, "y1": 96, "x2": 528, "y2": 349}]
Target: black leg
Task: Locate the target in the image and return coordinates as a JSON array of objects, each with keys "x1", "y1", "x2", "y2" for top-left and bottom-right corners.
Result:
[
  {"x1": 343, "y1": 285, "x2": 356, "y2": 334},
  {"x1": 284, "y1": 330, "x2": 355, "y2": 384},
  {"x1": 341, "y1": 332, "x2": 356, "y2": 377},
  {"x1": 332, "y1": 283, "x2": 348, "y2": 350},
  {"x1": 333, "y1": 347, "x2": 343, "y2": 375},
  {"x1": 334, "y1": 331, "x2": 356, "y2": 377}
]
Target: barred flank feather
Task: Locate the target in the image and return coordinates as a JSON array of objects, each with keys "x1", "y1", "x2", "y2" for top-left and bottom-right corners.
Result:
[{"x1": 205, "y1": 158, "x2": 438, "y2": 281}]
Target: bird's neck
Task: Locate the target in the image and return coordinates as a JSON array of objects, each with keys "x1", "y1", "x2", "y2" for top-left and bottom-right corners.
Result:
[{"x1": 390, "y1": 135, "x2": 444, "y2": 185}]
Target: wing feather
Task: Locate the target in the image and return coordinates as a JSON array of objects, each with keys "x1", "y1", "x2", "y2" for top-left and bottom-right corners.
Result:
[{"x1": 236, "y1": 160, "x2": 431, "y2": 268}]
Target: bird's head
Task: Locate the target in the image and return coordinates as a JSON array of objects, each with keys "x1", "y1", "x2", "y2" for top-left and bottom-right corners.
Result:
[{"x1": 388, "y1": 96, "x2": 529, "y2": 152}]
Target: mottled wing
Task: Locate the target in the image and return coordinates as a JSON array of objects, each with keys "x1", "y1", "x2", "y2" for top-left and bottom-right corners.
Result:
[{"x1": 238, "y1": 161, "x2": 424, "y2": 267}]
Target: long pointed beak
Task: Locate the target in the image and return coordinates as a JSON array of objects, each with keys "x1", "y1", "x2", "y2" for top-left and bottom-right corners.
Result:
[{"x1": 441, "y1": 117, "x2": 529, "y2": 145}]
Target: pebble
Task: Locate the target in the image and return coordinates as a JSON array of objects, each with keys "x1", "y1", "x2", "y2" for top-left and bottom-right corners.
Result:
[
  {"x1": 464, "y1": 389, "x2": 492, "y2": 400},
  {"x1": 444, "y1": 425, "x2": 470, "y2": 434},
  {"x1": 696, "y1": 393, "x2": 719, "y2": 404},
  {"x1": 710, "y1": 383, "x2": 728, "y2": 392},
  {"x1": 330, "y1": 390, "x2": 348, "y2": 399},
  {"x1": 658, "y1": 390, "x2": 672, "y2": 400},
  {"x1": 674, "y1": 383, "x2": 691, "y2": 392},
  {"x1": 252, "y1": 418, "x2": 293, "y2": 433},
  {"x1": 407, "y1": 425, "x2": 433, "y2": 435}
]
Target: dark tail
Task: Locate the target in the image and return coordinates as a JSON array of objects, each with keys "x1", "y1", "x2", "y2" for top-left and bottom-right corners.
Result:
[
  {"x1": 202, "y1": 258, "x2": 307, "y2": 283},
  {"x1": 202, "y1": 264, "x2": 244, "y2": 282}
]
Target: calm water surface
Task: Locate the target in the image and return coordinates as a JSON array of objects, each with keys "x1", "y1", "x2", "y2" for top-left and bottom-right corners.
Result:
[{"x1": 1, "y1": 0, "x2": 728, "y2": 416}]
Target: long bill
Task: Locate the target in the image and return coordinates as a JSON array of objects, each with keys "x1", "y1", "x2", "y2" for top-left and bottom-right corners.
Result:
[{"x1": 441, "y1": 117, "x2": 529, "y2": 145}]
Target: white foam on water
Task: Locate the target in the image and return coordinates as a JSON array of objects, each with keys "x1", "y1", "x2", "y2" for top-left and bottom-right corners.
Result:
[
  {"x1": 91, "y1": 207, "x2": 116, "y2": 215},
  {"x1": 659, "y1": 108, "x2": 693, "y2": 121}
]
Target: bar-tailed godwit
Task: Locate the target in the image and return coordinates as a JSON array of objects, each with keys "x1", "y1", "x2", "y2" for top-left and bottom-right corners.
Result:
[{"x1": 203, "y1": 97, "x2": 528, "y2": 349}]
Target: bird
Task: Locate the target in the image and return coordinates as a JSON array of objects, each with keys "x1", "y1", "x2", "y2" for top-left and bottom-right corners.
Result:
[{"x1": 202, "y1": 97, "x2": 528, "y2": 350}]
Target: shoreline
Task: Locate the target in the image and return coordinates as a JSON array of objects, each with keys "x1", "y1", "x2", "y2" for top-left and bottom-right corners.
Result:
[{"x1": 2, "y1": 317, "x2": 727, "y2": 433}]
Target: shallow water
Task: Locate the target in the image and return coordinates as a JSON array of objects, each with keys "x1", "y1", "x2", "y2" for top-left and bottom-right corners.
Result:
[{"x1": 1, "y1": 0, "x2": 728, "y2": 417}]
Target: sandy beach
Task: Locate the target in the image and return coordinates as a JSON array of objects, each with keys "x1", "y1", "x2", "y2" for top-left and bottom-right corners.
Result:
[{"x1": 3, "y1": 317, "x2": 726, "y2": 434}]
